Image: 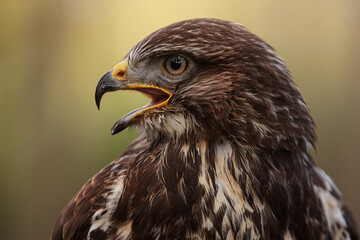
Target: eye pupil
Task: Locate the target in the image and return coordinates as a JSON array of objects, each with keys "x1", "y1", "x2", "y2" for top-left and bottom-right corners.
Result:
[
  {"x1": 170, "y1": 57, "x2": 182, "y2": 70},
  {"x1": 163, "y1": 55, "x2": 189, "y2": 75}
]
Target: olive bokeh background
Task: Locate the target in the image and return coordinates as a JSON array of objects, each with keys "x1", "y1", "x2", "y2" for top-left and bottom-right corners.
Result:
[{"x1": 1, "y1": 0, "x2": 359, "y2": 239}]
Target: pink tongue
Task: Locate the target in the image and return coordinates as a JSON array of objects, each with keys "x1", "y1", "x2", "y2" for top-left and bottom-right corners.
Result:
[
  {"x1": 137, "y1": 88, "x2": 164, "y2": 95},
  {"x1": 151, "y1": 95, "x2": 168, "y2": 105},
  {"x1": 135, "y1": 88, "x2": 169, "y2": 105}
]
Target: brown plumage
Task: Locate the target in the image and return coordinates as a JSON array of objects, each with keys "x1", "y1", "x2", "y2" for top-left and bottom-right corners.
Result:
[{"x1": 51, "y1": 18, "x2": 359, "y2": 240}]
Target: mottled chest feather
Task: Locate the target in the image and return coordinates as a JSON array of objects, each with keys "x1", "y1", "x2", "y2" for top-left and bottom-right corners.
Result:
[{"x1": 68, "y1": 138, "x2": 354, "y2": 240}]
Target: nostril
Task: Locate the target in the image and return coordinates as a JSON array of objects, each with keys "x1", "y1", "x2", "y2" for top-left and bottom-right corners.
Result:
[
  {"x1": 111, "y1": 61, "x2": 128, "y2": 79},
  {"x1": 116, "y1": 71, "x2": 125, "y2": 78}
]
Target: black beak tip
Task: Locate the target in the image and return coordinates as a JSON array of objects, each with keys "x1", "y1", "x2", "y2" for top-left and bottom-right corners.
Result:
[{"x1": 95, "y1": 88, "x2": 103, "y2": 110}]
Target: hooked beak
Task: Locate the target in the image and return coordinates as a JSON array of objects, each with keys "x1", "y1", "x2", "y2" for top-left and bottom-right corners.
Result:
[
  {"x1": 95, "y1": 60, "x2": 172, "y2": 135},
  {"x1": 95, "y1": 61, "x2": 128, "y2": 110}
]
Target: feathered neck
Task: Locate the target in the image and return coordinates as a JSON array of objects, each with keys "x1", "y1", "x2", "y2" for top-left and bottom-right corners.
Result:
[
  {"x1": 114, "y1": 133, "x2": 339, "y2": 239},
  {"x1": 146, "y1": 133, "x2": 315, "y2": 192}
]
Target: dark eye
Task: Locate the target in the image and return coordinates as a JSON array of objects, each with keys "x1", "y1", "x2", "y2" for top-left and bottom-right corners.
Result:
[{"x1": 163, "y1": 56, "x2": 189, "y2": 75}]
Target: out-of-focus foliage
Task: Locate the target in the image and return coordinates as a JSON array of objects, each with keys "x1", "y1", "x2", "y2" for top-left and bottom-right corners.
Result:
[{"x1": 0, "y1": 0, "x2": 359, "y2": 239}]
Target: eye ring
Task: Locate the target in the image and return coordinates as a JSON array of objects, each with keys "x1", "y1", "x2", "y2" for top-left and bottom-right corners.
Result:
[{"x1": 162, "y1": 55, "x2": 189, "y2": 75}]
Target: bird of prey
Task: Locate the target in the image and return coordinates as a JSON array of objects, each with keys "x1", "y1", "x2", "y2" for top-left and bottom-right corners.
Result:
[{"x1": 51, "y1": 18, "x2": 359, "y2": 240}]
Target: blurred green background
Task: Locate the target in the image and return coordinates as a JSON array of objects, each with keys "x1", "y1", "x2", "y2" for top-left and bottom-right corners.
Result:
[{"x1": 1, "y1": 0, "x2": 359, "y2": 239}]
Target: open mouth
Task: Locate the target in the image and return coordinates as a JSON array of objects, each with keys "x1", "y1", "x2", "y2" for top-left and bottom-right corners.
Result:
[
  {"x1": 95, "y1": 67, "x2": 172, "y2": 135},
  {"x1": 110, "y1": 86, "x2": 172, "y2": 135},
  {"x1": 134, "y1": 87, "x2": 171, "y2": 107}
]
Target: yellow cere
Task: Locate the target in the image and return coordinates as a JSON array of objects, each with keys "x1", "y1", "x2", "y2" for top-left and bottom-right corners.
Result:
[{"x1": 111, "y1": 60, "x2": 128, "y2": 81}]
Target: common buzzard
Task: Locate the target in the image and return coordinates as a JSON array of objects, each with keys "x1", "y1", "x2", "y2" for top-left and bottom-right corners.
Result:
[{"x1": 51, "y1": 18, "x2": 359, "y2": 240}]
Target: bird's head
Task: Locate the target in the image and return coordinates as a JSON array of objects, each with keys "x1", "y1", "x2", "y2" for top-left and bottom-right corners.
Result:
[{"x1": 96, "y1": 18, "x2": 315, "y2": 151}]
